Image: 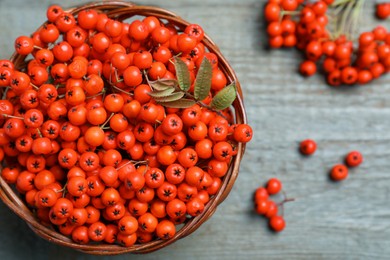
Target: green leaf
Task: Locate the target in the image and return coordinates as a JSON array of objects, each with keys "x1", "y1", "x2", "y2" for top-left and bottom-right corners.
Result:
[
  {"x1": 174, "y1": 57, "x2": 191, "y2": 91},
  {"x1": 194, "y1": 58, "x2": 212, "y2": 101},
  {"x1": 148, "y1": 88, "x2": 175, "y2": 98},
  {"x1": 149, "y1": 79, "x2": 178, "y2": 91},
  {"x1": 153, "y1": 92, "x2": 185, "y2": 103},
  {"x1": 210, "y1": 82, "x2": 237, "y2": 110},
  {"x1": 157, "y1": 98, "x2": 196, "y2": 108}
]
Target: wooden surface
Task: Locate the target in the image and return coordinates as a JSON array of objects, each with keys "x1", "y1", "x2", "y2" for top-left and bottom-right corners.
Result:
[{"x1": 0, "y1": 0, "x2": 389, "y2": 259}]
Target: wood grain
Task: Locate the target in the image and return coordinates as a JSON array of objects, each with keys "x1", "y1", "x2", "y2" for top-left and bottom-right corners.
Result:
[{"x1": 0, "y1": 0, "x2": 389, "y2": 259}]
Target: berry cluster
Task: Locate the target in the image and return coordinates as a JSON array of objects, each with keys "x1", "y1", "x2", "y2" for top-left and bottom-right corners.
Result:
[
  {"x1": 264, "y1": 0, "x2": 390, "y2": 86},
  {"x1": 253, "y1": 140, "x2": 363, "y2": 233},
  {"x1": 377, "y1": 2, "x2": 390, "y2": 19},
  {"x1": 0, "y1": 4, "x2": 253, "y2": 247},
  {"x1": 253, "y1": 178, "x2": 293, "y2": 232}
]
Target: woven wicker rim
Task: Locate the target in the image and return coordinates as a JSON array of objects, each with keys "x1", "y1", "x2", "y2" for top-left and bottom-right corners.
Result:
[{"x1": 0, "y1": 1, "x2": 247, "y2": 255}]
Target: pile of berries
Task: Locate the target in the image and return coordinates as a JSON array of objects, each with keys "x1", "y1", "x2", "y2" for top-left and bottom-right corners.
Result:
[
  {"x1": 264, "y1": 0, "x2": 390, "y2": 86},
  {"x1": 377, "y1": 2, "x2": 390, "y2": 19},
  {"x1": 253, "y1": 178, "x2": 293, "y2": 232},
  {"x1": 0, "y1": 4, "x2": 253, "y2": 247}
]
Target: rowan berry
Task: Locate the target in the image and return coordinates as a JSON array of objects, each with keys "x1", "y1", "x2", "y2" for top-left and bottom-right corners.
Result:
[
  {"x1": 269, "y1": 215, "x2": 286, "y2": 232},
  {"x1": 266, "y1": 178, "x2": 282, "y2": 195},
  {"x1": 376, "y1": 3, "x2": 390, "y2": 19},
  {"x1": 300, "y1": 139, "x2": 317, "y2": 155},
  {"x1": 299, "y1": 60, "x2": 317, "y2": 77},
  {"x1": 330, "y1": 164, "x2": 348, "y2": 181},
  {"x1": 255, "y1": 199, "x2": 270, "y2": 215},
  {"x1": 345, "y1": 151, "x2": 363, "y2": 167}
]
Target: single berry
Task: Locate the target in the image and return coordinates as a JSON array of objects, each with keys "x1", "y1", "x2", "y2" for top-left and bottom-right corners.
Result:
[
  {"x1": 254, "y1": 187, "x2": 269, "y2": 202},
  {"x1": 255, "y1": 199, "x2": 270, "y2": 215},
  {"x1": 330, "y1": 164, "x2": 348, "y2": 181},
  {"x1": 269, "y1": 215, "x2": 285, "y2": 232},
  {"x1": 345, "y1": 151, "x2": 363, "y2": 167},
  {"x1": 299, "y1": 60, "x2": 317, "y2": 77},
  {"x1": 266, "y1": 178, "x2": 282, "y2": 195},
  {"x1": 300, "y1": 139, "x2": 317, "y2": 155},
  {"x1": 265, "y1": 200, "x2": 278, "y2": 218}
]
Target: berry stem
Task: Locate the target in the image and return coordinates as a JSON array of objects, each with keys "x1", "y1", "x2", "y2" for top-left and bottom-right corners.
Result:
[
  {"x1": 61, "y1": 182, "x2": 68, "y2": 198},
  {"x1": 277, "y1": 197, "x2": 295, "y2": 207},
  {"x1": 133, "y1": 160, "x2": 149, "y2": 166},
  {"x1": 1, "y1": 87, "x2": 9, "y2": 100},
  {"x1": 331, "y1": 0, "x2": 356, "y2": 7},
  {"x1": 114, "y1": 68, "x2": 123, "y2": 83},
  {"x1": 86, "y1": 89, "x2": 106, "y2": 99},
  {"x1": 339, "y1": 0, "x2": 354, "y2": 39},
  {"x1": 55, "y1": 84, "x2": 64, "y2": 89},
  {"x1": 36, "y1": 128, "x2": 43, "y2": 138},
  {"x1": 350, "y1": 0, "x2": 365, "y2": 40},
  {"x1": 1, "y1": 114, "x2": 24, "y2": 120},
  {"x1": 277, "y1": 191, "x2": 295, "y2": 216},
  {"x1": 330, "y1": 0, "x2": 366, "y2": 40},
  {"x1": 100, "y1": 112, "x2": 114, "y2": 129},
  {"x1": 110, "y1": 84, "x2": 133, "y2": 96},
  {"x1": 281, "y1": 10, "x2": 300, "y2": 16},
  {"x1": 115, "y1": 159, "x2": 148, "y2": 171},
  {"x1": 30, "y1": 83, "x2": 39, "y2": 90}
]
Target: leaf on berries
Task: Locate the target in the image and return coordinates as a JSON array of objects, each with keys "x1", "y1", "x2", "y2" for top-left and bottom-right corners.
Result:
[
  {"x1": 149, "y1": 79, "x2": 178, "y2": 91},
  {"x1": 156, "y1": 98, "x2": 196, "y2": 108},
  {"x1": 153, "y1": 91, "x2": 185, "y2": 103},
  {"x1": 174, "y1": 57, "x2": 191, "y2": 91},
  {"x1": 147, "y1": 87, "x2": 175, "y2": 98},
  {"x1": 210, "y1": 82, "x2": 237, "y2": 110},
  {"x1": 194, "y1": 58, "x2": 212, "y2": 101}
]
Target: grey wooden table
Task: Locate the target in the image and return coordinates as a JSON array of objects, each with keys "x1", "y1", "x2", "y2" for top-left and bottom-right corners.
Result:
[{"x1": 0, "y1": 0, "x2": 389, "y2": 259}]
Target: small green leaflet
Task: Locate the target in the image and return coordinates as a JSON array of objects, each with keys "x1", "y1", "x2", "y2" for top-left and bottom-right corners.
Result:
[
  {"x1": 174, "y1": 57, "x2": 191, "y2": 91},
  {"x1": 156, "y1": 98, "x2": 196, "y2": 108},
  {"x1": 149, "y1": 79, "x2": 178, "y2": 91},
  {"x1": 194, "y1": 58, "x2": 212, "y2": 101},
  {"x1": 153, "y1": 92, "x2": 185, "y2": 103},
  {"x1": 210, "y1": 82, "x2": 237, "y2": 110},
  {"x1": 147, "y1": 87, "x2": 175, "y2": 98}
]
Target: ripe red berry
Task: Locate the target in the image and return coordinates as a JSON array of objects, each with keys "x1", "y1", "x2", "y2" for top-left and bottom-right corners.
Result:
[
  {"x1": 299, "y1": 60, "x2": 317, "y2": 77},
  {"x1": 299, "y1": 139, "x2": 317, "y2": 155},
  {"x1": 345, "y1": 151, "x2": 363, "y2": 167},
  {"x1": 255, "y1": 199, "x2": 270, "y2": 215},
  {"x1": 330, "y1": 164, "x2": 348, "y2": 181},
  {"x1": 376, "y1": 3, "x2": 390, "y2": 19},
  {"x1": 254, "y1": 187, "x2": 269, "y2": 202},
  {"x1": 265, "y1": 201, "x2": 278, "y2": 218},
  {"x1": 269, "y1": 215, "x2": 285, "y2": 232},
  {"x1": 266, "y1": 178, "x2": 282, "y2": 195}
]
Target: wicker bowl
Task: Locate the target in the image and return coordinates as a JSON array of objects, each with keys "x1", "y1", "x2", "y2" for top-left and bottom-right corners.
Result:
[{"x1": 0, "y1": 1, "x2": 247, "y2": 255}]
